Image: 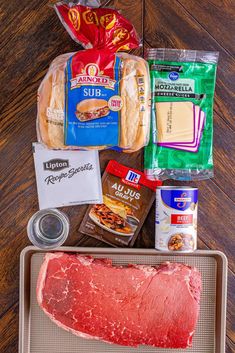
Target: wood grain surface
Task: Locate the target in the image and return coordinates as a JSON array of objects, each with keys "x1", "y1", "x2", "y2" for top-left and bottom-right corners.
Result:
[{"x1": 0, "y1": 0, "x2": 234, "y2": 352}]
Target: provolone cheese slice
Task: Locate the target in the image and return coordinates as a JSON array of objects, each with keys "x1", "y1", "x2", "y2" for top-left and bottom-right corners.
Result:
[
  {"x1": 161, "y1": 110, "x2": 205, "y2": 152},
  {"x1": 156, "y1": 102, "x2": 194, "y2": 143}
]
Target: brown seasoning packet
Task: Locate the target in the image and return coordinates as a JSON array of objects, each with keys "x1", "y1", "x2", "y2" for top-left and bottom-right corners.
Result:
[{"x1": 79, "y1": 160, "x2": 161, "y2": 247}]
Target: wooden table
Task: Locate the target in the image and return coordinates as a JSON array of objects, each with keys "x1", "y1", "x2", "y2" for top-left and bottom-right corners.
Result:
[{"x1": 0, "y1": 0, "x2": 234, "y2": 352}]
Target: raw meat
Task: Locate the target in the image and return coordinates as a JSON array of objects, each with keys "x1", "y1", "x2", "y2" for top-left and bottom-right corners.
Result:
[{"x1": 37, "y1": 253, "x2": 201, "y2": 348}]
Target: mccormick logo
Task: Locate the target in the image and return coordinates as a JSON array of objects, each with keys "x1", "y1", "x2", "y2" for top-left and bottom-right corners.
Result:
[
  {"x1": 126, "y1": 171, "x2": 141, "y2": 184},
  {"x1": 70, "y1": 64, "x2": 116, "y2": 90},
  {"x1": 122, "y1": 170, "x2": 141, "y2": 189},
  {"x1": 43, "y1": 159, "x2": 69, "y2": 172}
]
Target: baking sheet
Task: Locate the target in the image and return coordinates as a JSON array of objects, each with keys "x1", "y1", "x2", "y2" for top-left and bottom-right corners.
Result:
[{"x1": 19, "y1": 247, "x2": 227, "y2": 353}]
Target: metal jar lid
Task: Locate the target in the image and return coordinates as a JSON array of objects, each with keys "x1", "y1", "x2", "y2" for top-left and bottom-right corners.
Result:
[{"x1": 27, "y1": 209, "x2": 69, "y2": 249}]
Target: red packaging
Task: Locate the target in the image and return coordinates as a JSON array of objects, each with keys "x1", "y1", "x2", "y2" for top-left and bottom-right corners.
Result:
[{"x1": 55, "y1": 2, "x2": 140, "y2": 51}]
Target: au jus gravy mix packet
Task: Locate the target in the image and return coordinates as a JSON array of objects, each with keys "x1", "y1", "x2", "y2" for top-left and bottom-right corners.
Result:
[{"x1": 79, "y1": 160, "x2": 161, "y2": 247}]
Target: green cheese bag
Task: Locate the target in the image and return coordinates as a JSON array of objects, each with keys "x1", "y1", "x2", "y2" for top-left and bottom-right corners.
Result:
[{"x1": 144, "y1": 48, "x2": 219, "y2": 181}]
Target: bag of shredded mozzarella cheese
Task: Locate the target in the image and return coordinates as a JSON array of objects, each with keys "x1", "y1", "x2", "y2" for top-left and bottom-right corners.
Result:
[{"x1": 144, "y1": 48, "x2": 219, "y2": 181}]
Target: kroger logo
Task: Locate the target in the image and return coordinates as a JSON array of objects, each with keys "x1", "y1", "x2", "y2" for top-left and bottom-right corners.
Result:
[
  {"x1": 125, "y1": 171, "x2": 141, "y2": 184},
  {"x1": 169, "y1": 72, "x2": 179, "y2": 81}
]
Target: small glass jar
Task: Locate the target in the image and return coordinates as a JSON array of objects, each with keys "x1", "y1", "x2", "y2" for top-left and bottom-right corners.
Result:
[{"x1": 27, "y1": 209, "x2": 69, "y2": 249}]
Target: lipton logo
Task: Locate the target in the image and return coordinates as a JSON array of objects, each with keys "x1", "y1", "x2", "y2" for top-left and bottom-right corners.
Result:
[
  {"x1": 126, "y1": 171, "x2": 141, "y2": 184},
  {"x1": 43, "y1": 159, "x2": 69, "y2": 172},
  {"x1": 70, "y1": 63, "x2": 116, "y2": 90}
]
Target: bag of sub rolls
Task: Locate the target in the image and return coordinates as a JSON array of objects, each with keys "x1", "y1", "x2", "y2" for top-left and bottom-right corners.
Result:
[{"x1": 37, "y1": 1, "x2": 150, "y2": 152}]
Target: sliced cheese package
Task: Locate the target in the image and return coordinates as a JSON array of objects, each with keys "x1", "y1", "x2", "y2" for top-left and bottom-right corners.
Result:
[
  {"x1": 37, "y1": 1, "x2": 150, "y2": 153},
  {"x1": 144, "y1": 48, "x2": 219, "y2": 180}
]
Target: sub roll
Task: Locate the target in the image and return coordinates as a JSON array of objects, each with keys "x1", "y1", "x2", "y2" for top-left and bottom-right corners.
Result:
[{"x1": 37, "y1": 53, "x2": 150, "y2": 152}]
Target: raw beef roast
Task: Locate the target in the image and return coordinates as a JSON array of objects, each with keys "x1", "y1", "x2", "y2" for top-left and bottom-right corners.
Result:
[{"x1": 37, "y1": 253, "x2": 202, "y2": 348}]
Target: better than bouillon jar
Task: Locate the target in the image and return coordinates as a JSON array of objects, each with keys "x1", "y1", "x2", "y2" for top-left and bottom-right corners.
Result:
[{"x1": 155, "y1": 186, "x2": 198, "y2": 252}]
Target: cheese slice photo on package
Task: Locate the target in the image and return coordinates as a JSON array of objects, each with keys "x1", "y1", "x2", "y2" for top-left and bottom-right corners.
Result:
[
  {"x1": 156, "y1": 101, "x2": 195, "y2": 144},
  {"x1": 144, "y1": 48, "x2": 219, "y2": 181},
  {"x1": 158, "y1": 105, "x2": 206, "y2": 152}
]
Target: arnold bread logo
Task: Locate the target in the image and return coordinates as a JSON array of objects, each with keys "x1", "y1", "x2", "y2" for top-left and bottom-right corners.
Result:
[
  {"x1": 126, "y1": 170, "x2": 141, "y2": 184},
  {"x1": 70, "y1": 63, "x2": 116, "y2": 90},
  {"x1": 43, "y1": 159, "x2": 69, "y2": 172}
]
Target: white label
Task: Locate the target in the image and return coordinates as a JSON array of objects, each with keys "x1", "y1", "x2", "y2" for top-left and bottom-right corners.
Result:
[
  {"x1": 174, "y1": 197, "x2": 191, "y2": 202},
  {"x1": 46, "y1": 107, "x2": 64, "y2": 121},
  {"x1": 33, "y1": 143, "x2": 103, "y2": 209},
  {"x1": 155, "y1": 78, "x2": 195, "y2": 94}
]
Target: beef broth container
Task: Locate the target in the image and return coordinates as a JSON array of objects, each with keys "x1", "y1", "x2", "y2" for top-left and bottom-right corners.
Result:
[{"x1": 155, "y1": 186, "x2": 198, "y2": 252}]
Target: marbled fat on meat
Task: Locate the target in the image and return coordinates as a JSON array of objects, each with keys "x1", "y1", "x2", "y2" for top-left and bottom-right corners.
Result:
[{"x1": 37, "y1": 253, "x2": 202, "y2": 348}]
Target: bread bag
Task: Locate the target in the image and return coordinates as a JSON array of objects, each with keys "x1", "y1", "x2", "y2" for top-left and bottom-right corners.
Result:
[{"x1": 37, "y1": 1, "x2": 150, "y2": 152}]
